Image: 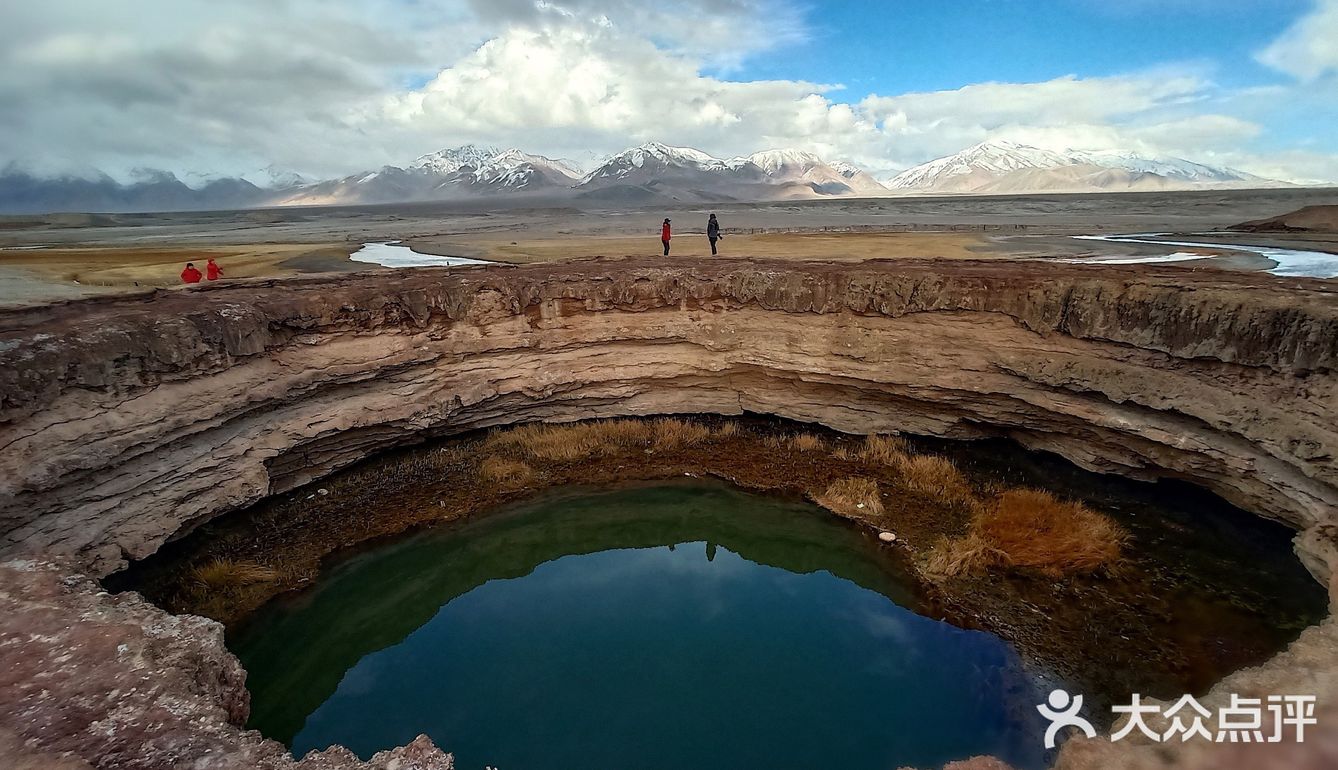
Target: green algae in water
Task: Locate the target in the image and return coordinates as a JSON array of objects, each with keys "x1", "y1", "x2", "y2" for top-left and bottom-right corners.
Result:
[{"x1": 230, "y1": 481, "x2": 1051, "y2": 769}]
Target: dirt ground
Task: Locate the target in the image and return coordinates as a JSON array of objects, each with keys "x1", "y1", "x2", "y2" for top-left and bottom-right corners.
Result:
[
  {"x1": 0, "y1": 243, "x2": 356, "y2": 302},
  {"x1": 412, "y1": 230, "x2": 996, "y2": 262}
]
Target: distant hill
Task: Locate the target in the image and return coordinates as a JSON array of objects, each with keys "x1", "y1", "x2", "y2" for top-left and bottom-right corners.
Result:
[
  {"x1": 0, "y1": 169, "x2": 272, "y2": 214},
  {"x1": 1232, "y1": 205, "x2": 1338, "y2": 234},
  {"x1": 883, "y1": 140, "x2": 1283, "y2": 195}
]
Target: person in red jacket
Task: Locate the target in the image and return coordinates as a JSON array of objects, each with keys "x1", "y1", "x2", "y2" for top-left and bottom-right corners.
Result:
[
  {"x1": 180, "y1": 262, "x2": 202, "y2": 283},
  {"x1": 661, "y1": 218, "x2": 671, "y2": 256},
  {"x1": 205, "y1": 258, "x2": 223, "y2": 281}
]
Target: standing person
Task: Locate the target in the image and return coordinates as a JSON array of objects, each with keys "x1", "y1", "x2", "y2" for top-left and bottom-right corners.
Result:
[
  {"x1": 180, "y1": 262, "x2": 202, "y2": 284},
  {"x1": 661, "y1": 218, "x2": 672, "y2": 256},
  {"x1": 706, "y1": 213, "x2": 722, "y2": 255},
  {"x1": 205, "y1": 258, "x2": 223, "y2": 281}
]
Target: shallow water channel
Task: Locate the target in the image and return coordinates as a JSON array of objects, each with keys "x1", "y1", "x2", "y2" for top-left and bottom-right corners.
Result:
[{"x1": 230, "y1": 481, "x2": 1053, "y2": 769}]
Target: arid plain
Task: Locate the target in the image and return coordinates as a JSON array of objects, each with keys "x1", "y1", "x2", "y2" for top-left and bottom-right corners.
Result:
[{"x1": 2, "y1": 187, "x2": 1337, "y2": 307}]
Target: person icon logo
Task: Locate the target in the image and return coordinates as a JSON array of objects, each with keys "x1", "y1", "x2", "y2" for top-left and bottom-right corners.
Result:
[{"x1": 1037, "y1": 689, "x2": 1097, "y2": 749}]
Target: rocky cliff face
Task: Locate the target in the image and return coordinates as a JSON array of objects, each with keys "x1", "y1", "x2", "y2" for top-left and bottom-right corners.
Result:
[
  {"x1": 2, "y1": 258, "x2": 1334, "y2": 580},
  {"x1": 0, "y1": 558, "x2": 456, "y2": 769},
  {"x1": 0, "y1": 257, "x2": 1335, "y2": 769}
]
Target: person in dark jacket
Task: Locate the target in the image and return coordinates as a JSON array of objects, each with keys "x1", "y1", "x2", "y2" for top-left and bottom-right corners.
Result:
[
  {"x1": 706, "y1": 213, "x2": 722, "y2": 255},
  {"x1": 661, "y1": 218, "x2": 672, "y2": 256}
]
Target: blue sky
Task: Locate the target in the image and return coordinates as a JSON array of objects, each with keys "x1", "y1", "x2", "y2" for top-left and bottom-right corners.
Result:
[
  {"x1": 736, "y1": 0, "x2": 1312, "y2": 93},
  {"x1": 1, "y1": 0, "x2": 1336, "y2": 183}
]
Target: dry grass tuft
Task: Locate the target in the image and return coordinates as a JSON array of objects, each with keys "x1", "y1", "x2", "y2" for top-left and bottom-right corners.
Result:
[
  {"x1": 859, "y1": 434, "x2": 910, "y2": 465},
  {"x1": 484, "y1": 419, "x2": 654, "y2": 462},
  {"x1": 188, "y1": 559, "x2": 281, "y2": 591},
  {"x1": 651, "y1": 417, "x2": 714, "y2": 450},
  {"x1": 713, "y1": 422, "x2": 740, "y2": 438},
  {"x1": 814, "y1": 477, "x2": 884, "y2": 517},
  {"x1": 589, "y1": 419, "x2": 655, "y2": 446},
  {"x1": 894, "y1": 454, "x2": 977, "y2": 507},
  {"x1": 789, "y1": 433, "x2": 825, "y2": 452},
  {"x1": 481, "y1": 417, "x2": 721, "y2": 460},
  {"x1": 833, "y1": 446, "x2": 854, "y2": 461},
  {"x1": 925, "y1": 488, "x2": 1126, "y2": 577},
  {"x1": 478, "y1": 456, "x2": 535, "y2": 487},
  {"x1": 923, "y1": 531, "x2": 1011, "y2": 576}
]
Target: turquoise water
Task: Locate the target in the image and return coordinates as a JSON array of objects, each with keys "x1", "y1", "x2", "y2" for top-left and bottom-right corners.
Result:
[{"x1": 231, "y1": 481, "x2": 1049, "y2": 769}]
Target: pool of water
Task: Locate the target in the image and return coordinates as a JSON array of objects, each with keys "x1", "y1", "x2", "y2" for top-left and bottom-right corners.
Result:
[
  {"x1": 231, "y1": 481, "x2": 1051, "y2": 770},
  {"x1": 350, "y1": 241, "x2": 493, "y2": 268}
]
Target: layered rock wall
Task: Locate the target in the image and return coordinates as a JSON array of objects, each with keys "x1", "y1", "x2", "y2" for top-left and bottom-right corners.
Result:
[
  {"x1": 1, "y1": 258, "x2": 1335, "y2": 579},
  {"x1": 1, "y1": 257, "x2": 1336, "y2": 770}
]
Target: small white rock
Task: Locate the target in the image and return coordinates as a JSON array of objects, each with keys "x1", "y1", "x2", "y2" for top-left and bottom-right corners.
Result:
[
  {"x1": 878, "y1": 531, "x2": 897, "y2": 543},
  {"x1": 316, "y1": 488, "x2": 329, "y2": 496}
]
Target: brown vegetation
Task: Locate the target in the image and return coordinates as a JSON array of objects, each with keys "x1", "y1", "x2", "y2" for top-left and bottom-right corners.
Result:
[
  {"x1": 892, "y1": 454, "x2": 978, "y2": 508},
  {"x1": 789, "y1": 433, "x2": 826, "y2": 452},
  {"x1": 482, "y1": 417, "x2": 722, "y2": 461},
  {"x1": 815, "y1": 477, "x2": 884, "y2": 517},
  {"x1": 144, "y1": 420, "x2": 1127, "y2": 623},
  {"x1": 187, "y1": 559, "x2": 281, "y2": 591},
  {"x1": 478, "y1": 456, "x2": 535, "y2": 488},
  {"x1": 650, "y1": 417, "x2": 713, "y2": 450},
  {"x1": 925, "y1": 488, "x2": 1125, "y2": 577},
  {"x1": 858, "y1": 433, "x2": 909, "y2": 465}
]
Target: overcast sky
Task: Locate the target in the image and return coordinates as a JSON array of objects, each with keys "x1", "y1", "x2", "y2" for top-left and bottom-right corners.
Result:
[{"x1": 1, "y1": 0, "x2": 1336, "y2": 184}]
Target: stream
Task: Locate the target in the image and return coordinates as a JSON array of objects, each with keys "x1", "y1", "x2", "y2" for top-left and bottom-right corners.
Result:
[{"x1": 1069, "y1": 233, "x2": 1338, "y2": 278}]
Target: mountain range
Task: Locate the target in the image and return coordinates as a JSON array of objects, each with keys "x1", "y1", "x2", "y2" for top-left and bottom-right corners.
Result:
[
  {"x1": 0, "y1": 141, "x2": 1289, "y2": 214},
  {"x1": 884, "y1": 140, "x2": 1274, "y2": 194}
]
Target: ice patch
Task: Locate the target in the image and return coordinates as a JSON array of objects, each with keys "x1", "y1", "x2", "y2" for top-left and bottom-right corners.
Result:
[
  {"x1": 350, "y1": 242, "x2": 493, "y2": 269},
  {"x1": 1058, "y1": 252, "x2": 1210, "y2": 266}
]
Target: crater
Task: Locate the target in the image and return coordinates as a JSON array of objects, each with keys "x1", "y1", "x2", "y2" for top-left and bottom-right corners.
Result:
[
  {"x1": 1, "y1": 258, "x2": 1335, "y2": 770},
  {"x1": 111, "y1": 418, "x2": 1326, "y2": 769}
]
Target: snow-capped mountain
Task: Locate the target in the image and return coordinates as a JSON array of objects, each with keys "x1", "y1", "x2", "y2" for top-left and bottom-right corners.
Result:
[
  {"x1": 277, "y1": 145, "x2": 583, "y2": 205},
  {"x1": 742, "y1": 149, "x2": 824, "y2": 176},
  {"x1": 828, "y1": 160, "x2": 890, "y2": 195},
  {"x1": 471, "y1": 149, "x2": 583, "y2": 191},
  {"x1": 0, "y1": 143, "x2": 890, "y2": 213},
  {"x1": 576, "y1": 142, "x2": 760, "y2": 187},
  {"x1": 732, "y1": 149, "x2": 888, "y2": 195},
  {"x1": 408, "y1": 145, "x2": 502, "y2": 176},
  {"x1": 572, "y1": 142, "x2": 886, "y2": 200},
  {"x1": 249, "y1": 166, "x2": 311, "y2": 190},
  {"x1": 885, "y1": 140, "x2": 1276, "y2": 194}
]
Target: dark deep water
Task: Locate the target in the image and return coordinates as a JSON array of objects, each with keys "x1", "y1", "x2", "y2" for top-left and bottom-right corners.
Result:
[{"x1": 230, "y1": 481, "x2": 1052, "y2": 770}]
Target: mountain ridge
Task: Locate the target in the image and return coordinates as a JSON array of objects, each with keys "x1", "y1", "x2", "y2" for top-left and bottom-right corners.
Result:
[
  {"x1": 884, "y1": 140, "x2": 1279, "y2": 194},
  {"x1": 0, "y1": 140, "x2": 1295, "y2": 213}
]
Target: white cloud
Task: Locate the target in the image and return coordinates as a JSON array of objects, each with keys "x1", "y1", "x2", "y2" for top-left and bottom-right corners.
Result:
[
  {"x1": 0, "y1": 0, "x2": 1334, "y2": 184},
  {"x1": 1258, "y1": 0, "x2": 1338, "y2": 80},
  {"x1": 374, "y1": 22, "x2": 869, "y2": 165}
]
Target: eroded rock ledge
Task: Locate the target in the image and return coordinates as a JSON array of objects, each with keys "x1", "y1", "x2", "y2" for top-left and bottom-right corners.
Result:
[
  {"x1": 0, "y1": 257, "x2": 1336, "y2": 769},
  {"x1": 2, "y1": 258, "x2": 1335, "y2": 579}
]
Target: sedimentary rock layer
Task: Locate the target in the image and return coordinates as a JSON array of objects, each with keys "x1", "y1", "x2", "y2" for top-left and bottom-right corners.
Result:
[
  {"x1": 1, "y1": 257, "x2": 1336, "y2": 769},
  {"x1": 1, "y1": 258, "x2": 1335, "y2": 580}
]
